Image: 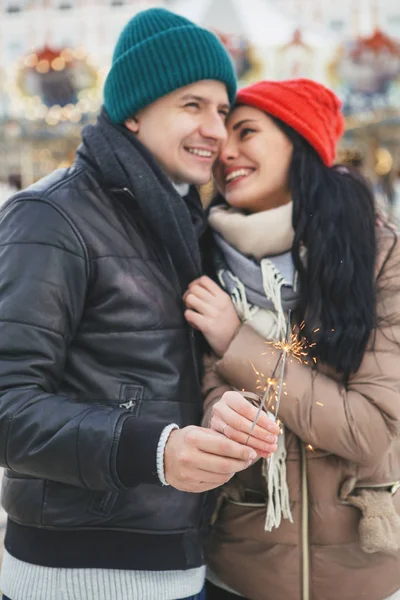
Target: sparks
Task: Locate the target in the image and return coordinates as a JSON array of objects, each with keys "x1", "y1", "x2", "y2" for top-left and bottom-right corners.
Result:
[
  {"x1": 248, "y1": 312, "x2": 317, "y2": 442},
  {"x1": 267, "y1": 330, "x2": 310, "y2": 364}
]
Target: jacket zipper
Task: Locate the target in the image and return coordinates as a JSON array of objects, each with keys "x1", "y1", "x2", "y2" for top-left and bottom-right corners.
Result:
[
  {"x1": 301, "y1": 442, "x2": 310, "y2": 600},
  {"x1": 190, "y1": 327, "x2": 201, "y2": 388},
  {"x1": 355, "y1": 481, "x2": 400, "y2": 494}
]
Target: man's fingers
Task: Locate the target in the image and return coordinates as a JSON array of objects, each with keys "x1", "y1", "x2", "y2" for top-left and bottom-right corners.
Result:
[
  {"x1": 178, "y1": 478, "x2": 232, "y2": 493},
  {"x1": 188, "y1": 450, "x2": 249, "y2": 477},
  {"x1": 185, "y1": 466, "x2": 234, "y2": 486},
  {"x1": 184, "y1": 426, "x2": 255, "y2": 462}
]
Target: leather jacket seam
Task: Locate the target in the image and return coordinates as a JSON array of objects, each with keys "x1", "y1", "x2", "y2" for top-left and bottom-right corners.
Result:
[
  {"x1": 11, "y1": 195, "x2": 91, "y2": 282},
  {"x1": 0, "y1": 318, "x2": 64, "y2": 338},
  {"x1": 0, "y1": 240, "x2": 86, "y2": 261}
]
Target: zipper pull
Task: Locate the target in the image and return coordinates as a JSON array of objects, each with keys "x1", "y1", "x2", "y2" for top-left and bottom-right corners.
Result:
[
  {"x1": 391, "y1": 482, "x2": 400, "y2": 495},
  {"x1": 119, "y1": 400, "x2": 135, "y2": 410},
  {"x1": 122, "y1": 187, "x2": 136, "y2": 201}
]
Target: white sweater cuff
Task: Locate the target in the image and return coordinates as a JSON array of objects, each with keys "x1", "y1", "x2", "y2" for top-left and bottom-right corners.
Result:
[{"x1": 156, "y1": 423, "x2": 179, "y2": 486}]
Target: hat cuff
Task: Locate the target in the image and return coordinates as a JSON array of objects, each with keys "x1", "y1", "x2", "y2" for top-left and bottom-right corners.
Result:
[{"x1": 104, "y1": 26, "x2": 236, "y2": 123}]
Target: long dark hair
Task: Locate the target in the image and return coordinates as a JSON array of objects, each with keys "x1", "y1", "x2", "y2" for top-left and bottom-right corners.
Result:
[{"x1": 270, "y1": 116, "x2": 377, "y2": 375}]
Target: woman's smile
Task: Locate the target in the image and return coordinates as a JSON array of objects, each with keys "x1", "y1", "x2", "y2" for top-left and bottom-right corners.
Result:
[{"x1": 224, "y1": 166, "x2": 255, "y2": 188}]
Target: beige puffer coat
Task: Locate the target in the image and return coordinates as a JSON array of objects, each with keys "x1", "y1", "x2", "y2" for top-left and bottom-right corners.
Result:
[{"x1": 203, "y1": 228, "x2": 400, "y2": 600}]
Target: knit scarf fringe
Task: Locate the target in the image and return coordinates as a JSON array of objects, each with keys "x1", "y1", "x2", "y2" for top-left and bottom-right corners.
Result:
[
  {"x1": 217, "y1": 257, "x2": 289, "y2": 340},
  {"x1": 217, "y1": 260, "x2": 293, "y2": 530},
  {"x1": 260, "y1": 259, "x2": 288, "y2": 340},
  {"x1": 262, "y1": 425, "x2": 293, "y2": 531},
  {"x1": 261, "y1": 259, "x2": 294, "y2": 530}
]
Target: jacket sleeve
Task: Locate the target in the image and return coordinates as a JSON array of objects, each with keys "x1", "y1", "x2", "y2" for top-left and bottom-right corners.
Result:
[
  {"x1": 215, "y1": 232, "x2": 400, "y2": 468},
  {"x1": 0, "y1": 197, "x2": 165, "y2": 491}
]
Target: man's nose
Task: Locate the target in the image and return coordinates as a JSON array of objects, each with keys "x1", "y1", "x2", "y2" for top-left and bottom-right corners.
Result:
[{"x1": 200, "y1": 112, "x2": 228, "y2": 143}]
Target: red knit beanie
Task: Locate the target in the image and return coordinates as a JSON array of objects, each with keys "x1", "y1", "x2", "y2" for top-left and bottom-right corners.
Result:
[{"x1": 236, "y1": 78, "x2": 345, "y2": 167}]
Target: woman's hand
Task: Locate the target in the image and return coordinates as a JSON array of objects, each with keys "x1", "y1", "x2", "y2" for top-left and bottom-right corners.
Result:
[
  {"x1": 184, "y1": 276, "x2": 240, "y2": 357},
  {"x1": 208, "y1": 391, "x2": 279, "y2": 459}
]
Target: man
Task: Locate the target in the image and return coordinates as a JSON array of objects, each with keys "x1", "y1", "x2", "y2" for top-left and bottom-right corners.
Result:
[{"x1": 0, "y1": 8, "x2": 278, "y2": 600}]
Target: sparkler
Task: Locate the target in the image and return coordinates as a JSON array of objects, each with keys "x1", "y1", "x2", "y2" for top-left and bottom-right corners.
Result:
[
  {"x1": 247, "y1": 310, "x2": 293, "y2": 440},
  {"x1": 247, "y1": 309, "x2": 313, "y2": 437},
  {"x1": 245, "y1": 309, "x2": 321, "y2": 532},
  {"x1": 246, "y1": 357, "x2": 281, "y2": 443}
]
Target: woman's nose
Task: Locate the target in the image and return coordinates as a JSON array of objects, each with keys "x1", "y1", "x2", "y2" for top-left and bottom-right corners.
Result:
[{"x1": 219, "y1": 140, "x2": 238, "y2": 163}]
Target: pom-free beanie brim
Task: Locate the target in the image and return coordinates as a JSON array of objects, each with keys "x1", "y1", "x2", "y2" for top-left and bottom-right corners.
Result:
[
  {"x1": 104, "y1": 22, "x2": 236, "y2": 123},
  {"x1": 237, "y1": 79, "x2": 345, "y2": 167}
]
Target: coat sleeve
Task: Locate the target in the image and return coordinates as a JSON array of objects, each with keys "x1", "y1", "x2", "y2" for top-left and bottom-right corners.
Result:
[
  {"x1": 215, "y1": 232, "x2": 400, "y2": 468},
  {"x1": 0, "y1": 197, "x2": 164, "y2": 491}
]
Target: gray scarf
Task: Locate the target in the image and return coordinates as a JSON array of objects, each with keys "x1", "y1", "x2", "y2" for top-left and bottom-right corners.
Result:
[
  {"x1": 214, "y1": 233, "x2": 299, "y2": 313},
  {"x1": 80, "y1": 109, "x2": 205, "y2": 292}
]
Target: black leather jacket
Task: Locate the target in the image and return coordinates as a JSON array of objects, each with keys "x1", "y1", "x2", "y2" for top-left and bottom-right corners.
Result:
[{"x1": 0, "y1": 142, "x2": 207, "y2": 570}]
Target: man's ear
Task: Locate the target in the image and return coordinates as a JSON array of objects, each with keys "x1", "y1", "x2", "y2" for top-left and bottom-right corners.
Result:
[{"x1": 124, "y1": 116, "x2": 139, "y2": 134}]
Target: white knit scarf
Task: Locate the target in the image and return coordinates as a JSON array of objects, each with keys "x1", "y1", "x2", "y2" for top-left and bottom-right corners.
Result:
[
  {"x1": 209, "y1": 202, "x2": 295, "y2": 531},
  {"x1": 209, "y1": 200, "x2": 295, "y2": 260}
]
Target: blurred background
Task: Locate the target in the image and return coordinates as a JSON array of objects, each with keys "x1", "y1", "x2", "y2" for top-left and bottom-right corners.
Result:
[
  {"x1": 0, "y1": 0, "x2": 399, "y2": 561},
  {"x1": 0, "y1": 0, "x2": 399, "y2": 218}
]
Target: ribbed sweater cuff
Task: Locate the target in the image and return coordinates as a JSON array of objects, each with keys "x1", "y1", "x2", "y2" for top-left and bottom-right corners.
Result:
[
  {"x1": 156, "y1": 424, "x2": 179, "y2": 486},
  {"x1": 116, "y1": 417, "x2": 168, "y2": 487}
]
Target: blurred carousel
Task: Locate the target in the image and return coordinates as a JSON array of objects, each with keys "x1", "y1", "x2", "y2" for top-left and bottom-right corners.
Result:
[{"x1": 0, "y1": 43, "x2": 103, "y2": 188}]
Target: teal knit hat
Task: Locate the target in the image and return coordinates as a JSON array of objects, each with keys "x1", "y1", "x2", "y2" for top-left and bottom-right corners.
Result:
[{"x1": 103, "y1": 8, "x2": 237, "y2": 123}]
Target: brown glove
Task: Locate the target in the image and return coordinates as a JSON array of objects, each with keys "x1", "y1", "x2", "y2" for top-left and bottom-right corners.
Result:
[{"x1": 346, "y1": 488, "x2": 400, "y2": 554}]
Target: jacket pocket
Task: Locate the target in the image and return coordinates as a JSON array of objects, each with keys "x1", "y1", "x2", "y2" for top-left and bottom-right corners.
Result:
[
  {"x1": 340, "y1": 479, "x2": 400, "y2": 505},
  {"x1": 226, "y1": 487, "x2": 266, "y2": 507},
  {"x1": 88, "y1": 385, "x2": 144, "y2": 518},
  {"x1": 358, "y1": 481, "x2": 400, "y2": 494},
  {"x1": 214, "y1": 494, "x2": 298, "y2": 546},
  {"x1": 88, "y1": 489, "x2": 118, "y2": 517}
]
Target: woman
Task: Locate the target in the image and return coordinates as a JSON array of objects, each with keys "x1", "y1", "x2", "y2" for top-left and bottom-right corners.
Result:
[{"x1": 184, "y1": 79, "x2": 400, "y2": 600}]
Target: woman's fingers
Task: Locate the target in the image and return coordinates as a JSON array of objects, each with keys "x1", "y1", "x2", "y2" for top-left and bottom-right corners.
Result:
[
  {"x1": 210, "y1": 413, "x2": 278, "y2": 454},
  {"x1": 184, "y1": 282, "x2": 215, "y2": 304},
  {"x1": 213, "y1": 403, "x2": 278, "y2": 442},
  {"x1": 184, "y1": 291, "x2": 216, "y2": 317},
  {"x1": 210, "y1": 391, "x2": 279, "y2": 454},
  {"x1": 216, "y1": 391, "x2": 280, "y2": 436},
  {"x1": 198, "y1": 276, "x2": 227, "y2": 297},
  {"x1": 184, "y1": 308, "x2": 206, "y2": 331},
  {"x1": 187, "y1": 275, "x2": 222, "y2": 296}
]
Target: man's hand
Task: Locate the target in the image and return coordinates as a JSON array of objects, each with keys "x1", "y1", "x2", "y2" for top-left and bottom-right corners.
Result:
[
  {"x1": 209, "y1": 391, "x2": 280, "y2": 459},
  {"x1": 164, "y1": 425, "x2": 257, "y2": 492},
  {"x1": 183, "y1": 276, "x2": 240, "y2": 357}
]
